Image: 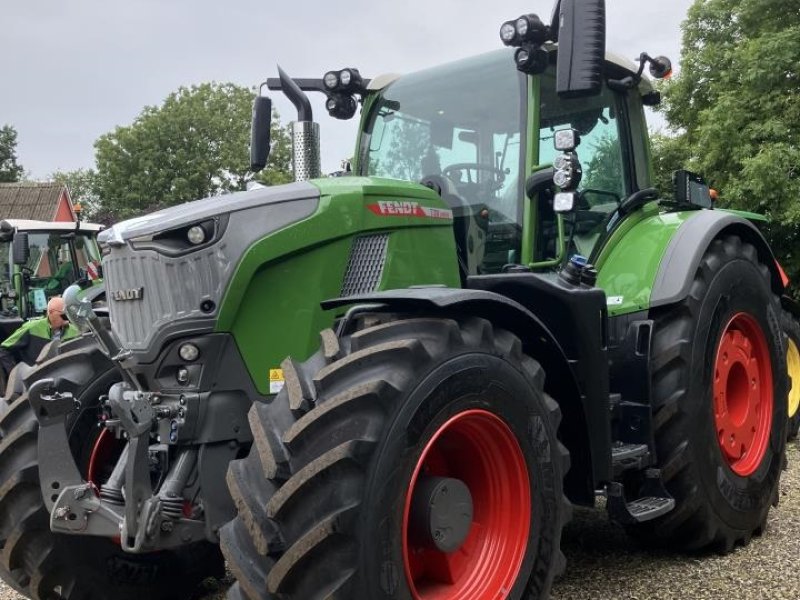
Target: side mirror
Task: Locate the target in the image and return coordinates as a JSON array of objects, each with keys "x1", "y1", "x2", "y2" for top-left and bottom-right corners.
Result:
[
  {"x1": 250, "y1": 96, "x2": 272, "y2": 172},
  {"x1": 649, "y1": 56, "x2": 673, "y2": 80},
  {"x1": 12, "y1": 232, "x2": 29, "y2": 266},
  {"x1": 674, "y1": 169, "x2": 712, "y2": 209},
  {"x1": 556, "y1": 0, "x2": 606, "y2": 98}
]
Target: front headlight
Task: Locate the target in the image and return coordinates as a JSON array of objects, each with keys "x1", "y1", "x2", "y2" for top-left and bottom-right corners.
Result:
[{"x1": 129, "y1": 218, "x2": 220, "y2": 255}]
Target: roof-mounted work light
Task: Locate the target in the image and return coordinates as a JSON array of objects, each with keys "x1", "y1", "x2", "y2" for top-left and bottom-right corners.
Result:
[
  {"x1": 325, "y1": 94, "x2": 358, "y2": 120},
  {"x1": 500, "y1": 14, "x2": 548, "y2": 47},
  {"x1": 500, "y1": 13, "x2": 551, "y2": 75},
  {"x1": 322, "y1": 68, "x2": 365, "y2": 94}
]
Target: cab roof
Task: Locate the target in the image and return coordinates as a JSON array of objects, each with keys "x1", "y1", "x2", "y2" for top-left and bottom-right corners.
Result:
[
  {"x1": 0, "y1": 219, "x2": 104, "y2": 233},
  {"x1": 367, "y1": 48, "x2": 655, "y2": 95}
]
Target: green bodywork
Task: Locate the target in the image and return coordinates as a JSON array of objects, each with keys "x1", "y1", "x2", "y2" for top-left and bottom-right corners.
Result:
[
  {"x1": 217, "y1": 177, "x2": 459, "y2": 394},
  {"x1": 209, "y1": 50, "x2": 770, "y2": 391},
  {"x1": 594, "y1": 204, "x2": 695, "y2": 316}
]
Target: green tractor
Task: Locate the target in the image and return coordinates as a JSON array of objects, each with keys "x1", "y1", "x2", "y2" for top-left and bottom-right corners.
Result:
[
  {"x1": 0, "y1": 1, "x2": 789, "y2": 599},
  {"x1": 0, "y1": 219, "x2": 103, "y2": 390},
  {"x1": 0, "y1": 219, "x2": 104, "y2": 336}
]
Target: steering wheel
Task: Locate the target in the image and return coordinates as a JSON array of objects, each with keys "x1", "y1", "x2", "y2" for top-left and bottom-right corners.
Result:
[{"x1": 442, "y1": 163, "x2": 506, "y2": 193}]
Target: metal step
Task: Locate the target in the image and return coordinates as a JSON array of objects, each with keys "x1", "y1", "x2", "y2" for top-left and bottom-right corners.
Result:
[
  {"x1": 611, "y1": 442, "x2": 650, "y2": 477},
  {"x1": 606, "y1": 469, "x2": 675, "y2": 525},
  {"x1": 625, "y1": 496, "x2": 675, "y2": 522}
]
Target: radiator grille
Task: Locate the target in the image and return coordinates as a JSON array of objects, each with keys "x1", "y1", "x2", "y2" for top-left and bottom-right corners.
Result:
[
  {"x1": 104, "y1": 244, "x2": 232, "y2": 351},
  {"x1": 340, "y1": 234, "x2": 389, "y2": 297}
]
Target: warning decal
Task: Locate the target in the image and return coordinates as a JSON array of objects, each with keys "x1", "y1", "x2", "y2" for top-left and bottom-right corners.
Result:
[{"x1": 269, "y1": 368, "x2": 285, "y2": 394}]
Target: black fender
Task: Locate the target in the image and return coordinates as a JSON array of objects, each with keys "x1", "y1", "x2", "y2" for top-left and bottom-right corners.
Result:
[
  {"x1": 322, "y1": 288, "x2": 569, "y2": 360},
  {"x1": 22, "y1": 343, "x2": 113, "y2": 397},
  {"x1": 323, "y1": 284, "x2": 606, "y2": 505},
  {"x1": 651, "y1": 210, "x2": 784, "y2": 309}
]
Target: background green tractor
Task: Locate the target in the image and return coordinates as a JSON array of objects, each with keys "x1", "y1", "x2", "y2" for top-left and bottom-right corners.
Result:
[
  {"x1": 0, "y1": 1, "x2": 789, "y2": 599},
  {"x1": 0, "y1": 219, "x2": 103, "y2": 391}
]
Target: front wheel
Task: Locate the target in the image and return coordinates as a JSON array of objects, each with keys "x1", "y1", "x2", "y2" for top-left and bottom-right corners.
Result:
[
  {"x1": 630, "y1": 235, "x2": 787, "y2": 552},
  {"x1": 221, "y1": 316, "x2": 570, "y2": 599}
]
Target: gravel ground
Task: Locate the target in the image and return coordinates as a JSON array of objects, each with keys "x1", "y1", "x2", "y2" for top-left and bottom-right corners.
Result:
[{"x1": 1, "y1": 442, "x2": 797, "y2": 600}]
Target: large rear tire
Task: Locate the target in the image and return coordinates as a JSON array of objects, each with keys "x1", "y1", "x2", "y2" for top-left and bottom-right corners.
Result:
[
  {"x1": 782, "y1": 309, "x2": 800, "y2": 440},
  {"x1": 0, "y1": 356, "x2": 224, "y2": 599},
  {"x1": 629, "y1": 235, "x2": 787, "y2": 552},
  {"x1": 221, "y1": 316, "x2": 570, "y2": 599}
]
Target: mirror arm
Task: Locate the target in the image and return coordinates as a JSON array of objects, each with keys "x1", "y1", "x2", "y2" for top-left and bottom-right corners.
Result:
[
  {"x1": 619, "y1": 187, "x2": 659, "y2": 215},
  {"x1": 526, "y1": 167, "x2": 556, "y2": 199}
]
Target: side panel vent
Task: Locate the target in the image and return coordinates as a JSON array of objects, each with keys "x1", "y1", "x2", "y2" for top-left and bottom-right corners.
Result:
[{"x1": 340, "y1": 234, "x2": 389, "y2": 297}]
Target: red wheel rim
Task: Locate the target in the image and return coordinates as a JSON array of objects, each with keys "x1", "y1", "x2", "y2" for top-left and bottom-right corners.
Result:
[
  {"x1": 402, "y1": 409, "x2": 531, "y2": 599},
  {"x1": 713, "y1": 312, "x2": 773, "y2": 476}
]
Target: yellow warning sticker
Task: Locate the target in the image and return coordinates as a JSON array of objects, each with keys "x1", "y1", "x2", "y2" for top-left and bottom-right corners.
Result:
[{"x1": 269, "y1": 368, "x2": 285, "y2": 394}]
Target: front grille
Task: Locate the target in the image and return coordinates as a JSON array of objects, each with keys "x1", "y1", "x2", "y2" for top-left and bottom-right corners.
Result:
[
  {"x1": 340, "y1": 234, "x2": 389, "y2": 297},
  {"x1": 104, "y1": 244, "x2": 233, "y2": 351}
]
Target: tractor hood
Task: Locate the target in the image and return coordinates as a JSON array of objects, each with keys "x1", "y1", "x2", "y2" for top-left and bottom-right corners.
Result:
[{"x1": 99, "y1": 181, "x2": 320, "y2": 245}]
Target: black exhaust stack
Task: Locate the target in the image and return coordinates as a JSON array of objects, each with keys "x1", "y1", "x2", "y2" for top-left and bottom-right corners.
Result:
[
  {"x1": 250, "y1": 95, "x2": 272, "y2": 172},
  {"x1": 555, "y1": 0, "x2": 606, "y2": 98}
]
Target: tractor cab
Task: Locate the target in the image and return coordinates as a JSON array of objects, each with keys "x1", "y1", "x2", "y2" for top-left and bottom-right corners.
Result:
[
  {"x1": 357, "y1": 47, "x2": 660, "y2": 278},
  {"x1": 0, "y1": 219, "x2": 103, "y2": 339}
]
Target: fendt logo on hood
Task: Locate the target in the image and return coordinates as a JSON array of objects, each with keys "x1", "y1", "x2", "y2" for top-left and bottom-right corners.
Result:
[
  {"x1": 111, "y1": 287, "x2": 144, "y2": 301},
  {"x1": 367, "y1": 201, "x2": 452, "y2": 220}
]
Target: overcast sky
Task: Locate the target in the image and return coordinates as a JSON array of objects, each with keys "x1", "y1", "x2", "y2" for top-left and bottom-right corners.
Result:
[{"x1": 1, "y1": 0, "x2": 694, "y2": 179}]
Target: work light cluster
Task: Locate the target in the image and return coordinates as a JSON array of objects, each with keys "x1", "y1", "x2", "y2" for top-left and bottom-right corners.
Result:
[
  {"x1": 499, "y1": 13, "x2": 550, "y2": 74},
  {"x1": 322, "y1": 68, "x2": 365, "y2": 120}
]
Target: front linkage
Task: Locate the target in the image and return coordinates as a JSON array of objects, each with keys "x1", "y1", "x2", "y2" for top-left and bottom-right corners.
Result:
[{"x1": 30, "y1": 286, "x2": 223, "y2": 553}]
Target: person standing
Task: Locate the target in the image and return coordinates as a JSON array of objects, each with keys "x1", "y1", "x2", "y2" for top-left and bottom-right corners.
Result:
[{"x1": 0, "y1": 297, "x2": 79, "y2": 374}]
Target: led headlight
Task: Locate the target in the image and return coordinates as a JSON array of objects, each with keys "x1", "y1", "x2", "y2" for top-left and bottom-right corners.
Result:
[
  {"x1": 516, "y1": 16, "x2": 530, "y2": 37},
  {"x1": 514, "y1": 46, "x2": 548, "y2": 74},
  {"x1": 179, "y1": 343, "x2": 200, "y2": 362},
  {"x1": 500, "y1": 21, "x2": 517, "y2": 45},
  {"x1": 339, "y1": 69, "x2": 352, "y2": 87},
  {"x1": 554, "y1": 129, "x2": 580, "y2": 152},
  {"x1": 554, "y1": 192, "x2": 577, "y2": 213},
  {"x1": 187, "y1": 225, "x2": 206, "y2": 245},
  {"x1": 515, "y1": 14, "x2": 547, "y2": 44},
  {"x1": 553, "y1": 154, "x2": 571, "y2": 171},
  {"x1": 323, "y1": 71, "x2": 339, "y2": 90},
  {"x1": 325, "y1": 94, "x2": 358, "y2": 120},
  {"x1": 515, "y1": 48, "x2": 530, "y2": 66},
  {"x1": 553, "y1": 169, "x2": 573, "y2": 189}
]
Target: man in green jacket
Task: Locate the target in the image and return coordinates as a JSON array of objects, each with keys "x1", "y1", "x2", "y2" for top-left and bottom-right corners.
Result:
[{"x1": 0, "y1": 297, "x2": 79, "y2": 373}]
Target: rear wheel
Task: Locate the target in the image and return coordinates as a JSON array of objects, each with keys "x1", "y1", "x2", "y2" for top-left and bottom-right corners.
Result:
[
  {"x1": 782, "y1": 309, "x2": 800, "y2": 440},
  {"x1": 0, "y1": 355, "x2": 224, "y2": 599},
  {"x1": 221, "y1": 316, "x2": 570, "y2": 599},
  {"x1": 629, "y1": 235, "x2": 787, "y2": 551}
]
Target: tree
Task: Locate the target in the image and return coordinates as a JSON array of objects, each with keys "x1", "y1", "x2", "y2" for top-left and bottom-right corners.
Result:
[
  {"x1": 0, "y1": 125, "x2": 24, "y2": 183},
  {"x1": 94, "y1": 83, "x2": 292, "y2": 219},
  {"x1": 656, "y1": 0, "x2": 800, "y2": 278}
]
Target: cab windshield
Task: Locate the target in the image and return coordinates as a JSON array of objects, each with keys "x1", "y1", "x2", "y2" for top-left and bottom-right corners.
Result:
[
  {"x1": 0, "y1": 231, "x2": 102, "y2": 316},
  {"x1": 360, "y1": 49, "x2": 526, "y2": 273}
]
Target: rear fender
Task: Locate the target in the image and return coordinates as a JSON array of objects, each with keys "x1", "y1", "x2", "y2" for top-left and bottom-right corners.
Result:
[{"x1": 651, "y1": 210, "x2": 784, "y2": 308}]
